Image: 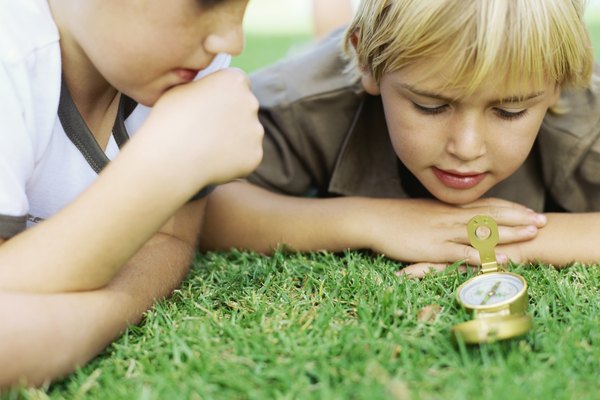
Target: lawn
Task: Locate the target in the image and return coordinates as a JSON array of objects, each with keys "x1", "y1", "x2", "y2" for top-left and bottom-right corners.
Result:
[
  {"x1": 4, "y1": 5, "x2": 600, "y2": 400},
  {"x1": 231, "y1": 33, "x2": 311, "y2": 73},
  {"x1": 8, "y1": 253, "x2": 600, "y2": 399}
]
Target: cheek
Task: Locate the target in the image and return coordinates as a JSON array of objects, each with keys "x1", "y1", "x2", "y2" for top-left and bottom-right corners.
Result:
[
  {"x1": 88, "y1": 29, "x2": 173, "y2": 81},
  {"x1": 489, "y1": 117, "x2": 543, "y2": 174},
  {"x1": 383, "y1": 106, "x2": 441, "y2": 164}
]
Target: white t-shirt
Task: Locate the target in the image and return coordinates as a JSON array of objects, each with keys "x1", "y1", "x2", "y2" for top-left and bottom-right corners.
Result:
[{"x1": 0, "y1": 0, "x2": 229, "y2": 237}]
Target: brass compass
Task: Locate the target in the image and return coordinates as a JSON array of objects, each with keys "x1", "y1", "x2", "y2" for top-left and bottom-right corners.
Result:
[{"x1": 451, "y1": 215, "x2": 532, "y2": 344}]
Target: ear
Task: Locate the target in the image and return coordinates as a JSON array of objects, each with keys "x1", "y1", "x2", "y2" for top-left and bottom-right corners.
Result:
[
  {"x1": 349, "y1": 29, "x2": 380, "y2": 95},
  {"x1": 361, "y1": 70, "x2": 380, "y2": 95},
  {"x1": 550, "y1": 84, "x2": 561, "y2": 107}
]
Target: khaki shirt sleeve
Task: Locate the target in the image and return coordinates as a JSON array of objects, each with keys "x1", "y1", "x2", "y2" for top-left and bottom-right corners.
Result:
[
  {"x1": 247, "y1": 30, "x2": 364, "y2": 197},
  {"x1": 248, "y1": 95, "x2": 315, "y2": 196},
  {"x1": 539, "y1": 70, "x2": 600, "y2": 212}
]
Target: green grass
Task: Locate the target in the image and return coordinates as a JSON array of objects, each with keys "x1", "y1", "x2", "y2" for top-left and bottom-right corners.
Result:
[
  {"x1": 6, "y1": 252, "x2": 600, "y2": 399},
  {"x1": 589, "y1": 27, "x2": 600, "y2": 61},
  {"x1": 232, "y1": 33, "x2": 311, "y2": 73}
]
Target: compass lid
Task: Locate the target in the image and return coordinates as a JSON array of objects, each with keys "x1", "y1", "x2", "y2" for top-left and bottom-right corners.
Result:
[{"x1": 451, "y1": 314, "x2": 532, "y2": 344}]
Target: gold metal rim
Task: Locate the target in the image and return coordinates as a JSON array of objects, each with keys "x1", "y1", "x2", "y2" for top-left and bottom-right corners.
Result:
[
  {"x1": 455, "y1": 272, "x2": 528, "y2": 312},
  {"x1": 451, "y1": 314, "x2": 532, "y2": 344}
]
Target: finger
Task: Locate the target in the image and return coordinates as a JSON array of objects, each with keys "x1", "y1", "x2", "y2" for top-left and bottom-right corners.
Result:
[
  {"x1": 496, "y1": 224, "x2": 539, "y2": 244},
  {"x1": 455, "y1": 243, "x2": 510, "y2": 266},
  {"x1": 496, "y1": 243, "x2": 523, "y2": 264},
  {"x1": 460, "y1": 197, "x2": 532, "y2": 211},
  {"x1": 396, "y1": 263, "x2": 469, "y2": 279},
  {"x1": 226, "y1": 67, "x2": 252, "y2": 87},
  {"x1": 396, "y1": 263, "x2": 450, "y2": 279},
  {"x1": 460, "y1": 203, "x2": 547, "y2": 228},
  {"x1": 452, "y1": 223, "x2": 539, "y2": 246}
]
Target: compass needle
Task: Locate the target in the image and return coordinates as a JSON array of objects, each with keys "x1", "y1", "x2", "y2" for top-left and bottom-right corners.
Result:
[{"x1": 480, "y1": 281, "x2": 501, "y2": 305}]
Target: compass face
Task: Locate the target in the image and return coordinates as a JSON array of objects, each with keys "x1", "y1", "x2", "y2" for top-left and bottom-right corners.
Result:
[{"x1": 458, "y1": 273, "x2": 525, "y2": 308}]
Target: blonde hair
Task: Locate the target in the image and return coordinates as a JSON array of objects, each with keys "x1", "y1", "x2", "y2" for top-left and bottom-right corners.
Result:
[{"x1": 344, "y1": 0, "x2": 594, "y2": 94}]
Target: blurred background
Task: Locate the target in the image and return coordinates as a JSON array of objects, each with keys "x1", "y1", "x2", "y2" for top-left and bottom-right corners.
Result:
[{"x1": 232, "y1": 0, "x2": 600, "y2": 73}]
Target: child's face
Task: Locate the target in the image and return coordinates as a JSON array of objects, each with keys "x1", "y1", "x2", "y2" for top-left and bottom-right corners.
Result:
[
  {"x1": 361, "y1": 61, "x2": 561, "y2": 205},
  {"x1": 65, "y1": 0, "x2": 248, "y2": 105}
]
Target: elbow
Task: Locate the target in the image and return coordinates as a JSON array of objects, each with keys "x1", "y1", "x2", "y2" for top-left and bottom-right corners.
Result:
[{"x1": 0, "y1": 271, "x2": 115, "y2": 294}]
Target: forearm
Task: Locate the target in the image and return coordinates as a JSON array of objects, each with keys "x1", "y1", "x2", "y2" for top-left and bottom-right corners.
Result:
[
  {"x1": 507, "y1": 212, "x2": 600, "y2": 266},
  {"x1": 200, "y1": 181, "x2": 370, "y2": 253},
  {"x1": 0, "y1": 132, "x2": 208, "y2": 292},
  {"x1": 0, "y1": 232, "x2": 193, "y2": 388},
  {"x1": 200, "y1": 182, "x2": 550, "y2": 266}
]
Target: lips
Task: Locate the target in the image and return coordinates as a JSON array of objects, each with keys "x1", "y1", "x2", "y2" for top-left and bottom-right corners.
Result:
[
  {"x1": 174, "y1": 68, "x2": 200, "y2": 83},
  {"x1": 432, "y1": 167, "x2": 487, "y2": 190}
]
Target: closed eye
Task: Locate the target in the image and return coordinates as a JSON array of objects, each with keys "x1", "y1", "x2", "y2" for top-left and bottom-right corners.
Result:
[
  {"x1": 412, "y1": 102, "x2": 449, "y2": 115},
  {"x1": 495, "y1": 108, "x2": 528, "y2": 120}
]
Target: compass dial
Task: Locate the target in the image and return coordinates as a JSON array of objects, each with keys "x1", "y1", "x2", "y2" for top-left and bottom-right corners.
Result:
[{"x1": 458, "y1": 273, "x2": 525, "y2": 308}]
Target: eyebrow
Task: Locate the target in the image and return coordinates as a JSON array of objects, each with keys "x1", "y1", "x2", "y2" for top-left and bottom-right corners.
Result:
[{"x1": 399, "y1": 83, "x2": 545, "y2": 104}]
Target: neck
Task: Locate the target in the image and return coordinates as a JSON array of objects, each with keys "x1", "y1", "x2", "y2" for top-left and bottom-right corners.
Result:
[
  {"x1": 49, "y1": 0, "x2": 118, "y2": 122},
  {"x1": 59, "y1": 37, "x2": 117, "y2": 120},
  {"x1": 49, "y1": 0, "x2": 120, "y2": 148},
  {"x1": 60, "y1": 44, "x2": 120, "y2": 149}
]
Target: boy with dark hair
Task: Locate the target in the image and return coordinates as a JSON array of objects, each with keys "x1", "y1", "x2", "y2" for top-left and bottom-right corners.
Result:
[{"x1": 0, "y1": 0, "x2": 262, "y2": 387}]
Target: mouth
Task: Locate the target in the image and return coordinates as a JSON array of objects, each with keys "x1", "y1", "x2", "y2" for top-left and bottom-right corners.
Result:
[
  {"x1": 174, "y1": 68, "x2": 200, "y2": 83},
  {"x1": 432, "y1": 167, "x2": 487, "y2": 190}
]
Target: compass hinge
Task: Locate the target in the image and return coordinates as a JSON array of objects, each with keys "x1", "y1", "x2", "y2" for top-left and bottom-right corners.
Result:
[{"x1": 480, "y1": 261, "x2": 498, "y2": 274}]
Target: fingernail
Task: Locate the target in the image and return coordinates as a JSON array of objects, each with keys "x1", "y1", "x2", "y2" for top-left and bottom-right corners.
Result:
[
  {"x1": 498, "y1": 254, "x2": 508, "y2": 263},
  {"x1": 536, "y1": 214, "x2": 547, "y2": 225}
]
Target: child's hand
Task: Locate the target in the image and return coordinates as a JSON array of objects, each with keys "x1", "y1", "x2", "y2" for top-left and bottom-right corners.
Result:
[
  {"x1": 396, "y1": 262, "x2": 469, "y2": 279},
  {"x1": 362, "y1": 197, "x2": 545, "y2": 271},
  {"x1": 138, "y1": 68, "x2": 264, "y2": 191}
]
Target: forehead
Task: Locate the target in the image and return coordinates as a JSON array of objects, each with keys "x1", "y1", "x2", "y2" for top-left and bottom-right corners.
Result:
[{"x1": 382, "y1": 57, "x2": 551, "y2": 101}]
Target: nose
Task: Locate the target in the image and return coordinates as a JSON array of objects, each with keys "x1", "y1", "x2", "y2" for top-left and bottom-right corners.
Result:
[
  {"x1": 445, "y1": 114, "x2": 487, "y2": 161},
  {"x1": 204, "y1": 24, "x2": 245, "y2": 56}
]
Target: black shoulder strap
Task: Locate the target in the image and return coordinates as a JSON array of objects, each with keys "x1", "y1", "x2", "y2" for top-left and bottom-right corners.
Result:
[
  {"x1": 113, "y1": 95, "x2": 137, "y2": 148},
  {"x1": 57, "y1": 78, "x2": 137, "y2": 173},
  {"x1": 57, "y1": 78, "x2": 214, "y2": 202}
]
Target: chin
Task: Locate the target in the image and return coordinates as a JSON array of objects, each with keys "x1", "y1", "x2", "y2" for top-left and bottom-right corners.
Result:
[
  {"x1": 121, "y1": 84, "x2": 165, "y2": 107},
  {"x1": 130, "y1": 92, "x2": 160, "y2": 108},
  {"x1": 429, "y1": 187, "x2": 488, "y2": 206}
]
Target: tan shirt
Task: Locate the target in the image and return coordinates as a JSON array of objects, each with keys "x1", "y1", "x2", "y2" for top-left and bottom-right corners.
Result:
[{"x1": 249, "y1": 30, "x2": 600, "y2": 212}]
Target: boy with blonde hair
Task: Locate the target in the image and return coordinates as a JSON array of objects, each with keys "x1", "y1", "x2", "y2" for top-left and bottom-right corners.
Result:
[
  {"x1": 201, "y1": 0, "x2": 600, "y2": 275},
  {"x1": 0, "y1": 0, "x2": 262, "y2": 387}
]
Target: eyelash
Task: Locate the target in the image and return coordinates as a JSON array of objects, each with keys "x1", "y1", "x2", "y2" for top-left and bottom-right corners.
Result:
[
  {"x1": 411, "y1": 103, "x2": 528, "y2": 120},
  {"x1": 495, "y1": 108, "x2": 528, "y2": 120},
  {"x1": 412, "y1": 103, "x2": 448, "y2": 115}
]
